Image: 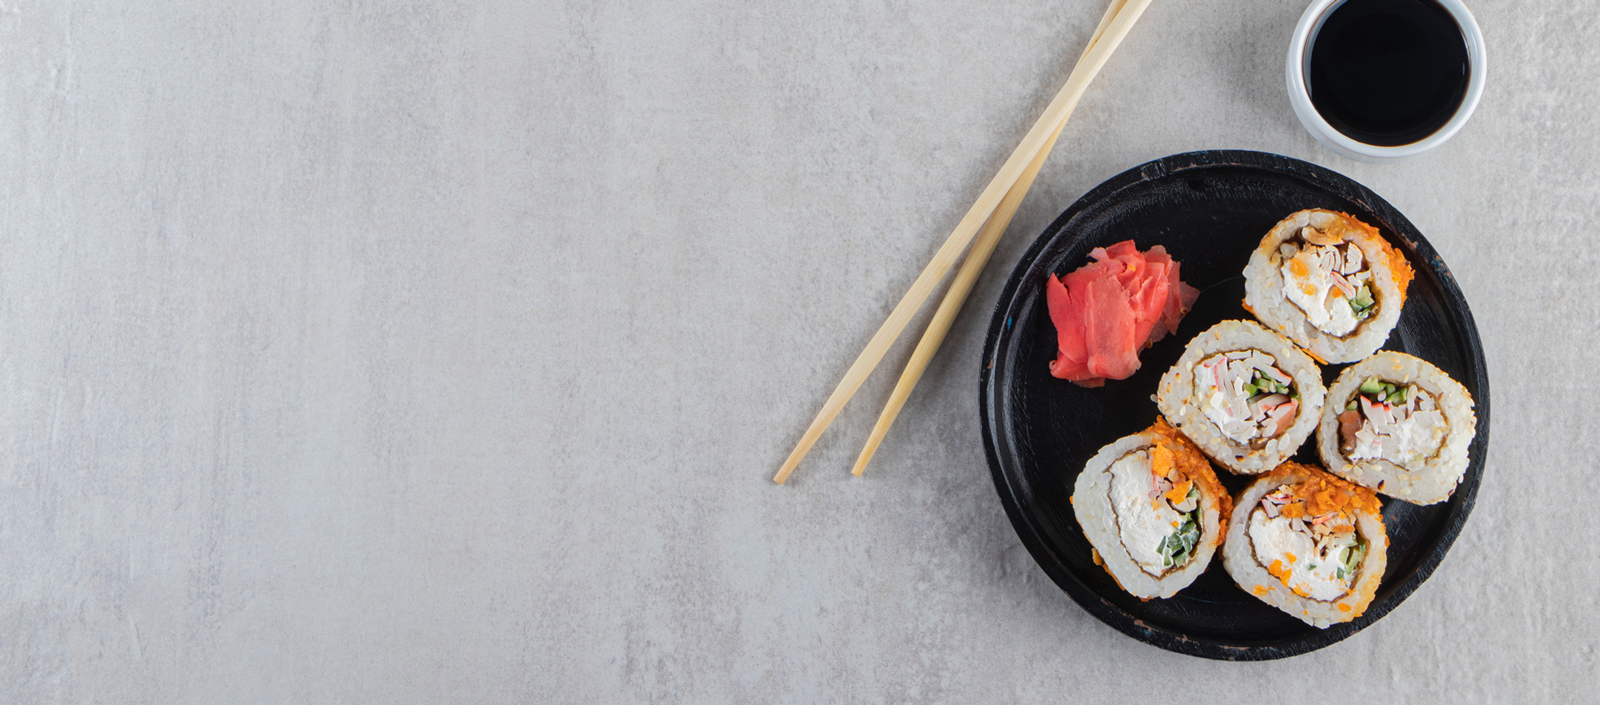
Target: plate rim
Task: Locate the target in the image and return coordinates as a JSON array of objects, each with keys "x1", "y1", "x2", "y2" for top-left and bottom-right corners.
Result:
[{"x1": 977, "y1": 149, "x2": 1491, "y2": 661}]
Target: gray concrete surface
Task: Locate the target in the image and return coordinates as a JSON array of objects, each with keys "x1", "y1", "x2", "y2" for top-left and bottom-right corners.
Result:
[{"x1": 2, "y1": 0, "x2": 1593, "y2": 702}]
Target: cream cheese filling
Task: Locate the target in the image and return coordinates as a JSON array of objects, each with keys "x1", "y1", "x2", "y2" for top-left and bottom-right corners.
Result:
[
  {"x1": 1107, "y1": 450, "x2": 1183, "y2": 576},
  {"x1": 1347, "y1": 387, "x2": 1446, "y2": 468},
  {"x1": 1248, "y1": 507, "x2": 1359, "y2": 601},
  {"x1": 1278, "y1": 237, "x2": 1372, "y2": 337}
]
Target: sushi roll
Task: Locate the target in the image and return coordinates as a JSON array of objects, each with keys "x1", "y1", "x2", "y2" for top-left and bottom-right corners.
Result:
[
  {"x1": 1243, "y1": 209, "x2": 1415, "y2": 364},
  {"x1": 1222, "y1": 462, "x2": 1387, "y2": 629},
  {"x1": 1072, "y1": 418, "x2": 1231, "y2": 600},
  {"x1": 1155, "y1": 320, "x2": 1327, "y2": 475},
  {"x1": 1318, "y1": 351, "x2": 1477, "y2": 505}
]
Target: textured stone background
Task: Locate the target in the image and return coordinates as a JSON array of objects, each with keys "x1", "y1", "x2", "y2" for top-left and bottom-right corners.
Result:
[{"x1": 2, "y1": 0, "x2": 1593, "y2": 702}]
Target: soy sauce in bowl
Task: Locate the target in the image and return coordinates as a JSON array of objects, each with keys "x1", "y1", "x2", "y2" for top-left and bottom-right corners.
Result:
[{"x1": 1308, "y1": 0, "x2": 1470, "y2": 147}]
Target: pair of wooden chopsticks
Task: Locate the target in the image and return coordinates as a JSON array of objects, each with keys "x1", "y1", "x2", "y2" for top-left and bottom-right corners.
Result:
[{"x1": 773, "y1": 0, "x2": 1152, "y2": 485}]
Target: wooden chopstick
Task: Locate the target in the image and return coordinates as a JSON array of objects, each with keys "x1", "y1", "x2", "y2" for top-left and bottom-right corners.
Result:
[
  {"x1": 850, "y1": 0, "x2": 1128, "y2": 477},
  {"x1": 773, "y1": 0, "x2": 1154, "y2": 485}
]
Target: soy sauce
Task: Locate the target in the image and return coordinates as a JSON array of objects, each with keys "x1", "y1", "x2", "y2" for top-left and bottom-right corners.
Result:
[{"x1": 1308, "y1": 0, "x2": 1469, "y2": 146}]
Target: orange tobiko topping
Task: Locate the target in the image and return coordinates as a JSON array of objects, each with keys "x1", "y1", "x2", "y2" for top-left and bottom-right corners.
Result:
[{"x1": 1326, "y1": 210, "x2": 1413, "y2": 306}]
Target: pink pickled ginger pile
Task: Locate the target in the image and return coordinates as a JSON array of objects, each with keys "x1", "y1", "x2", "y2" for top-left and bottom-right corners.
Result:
[{"x1": 1045, "y1": 240, "x2": 1200, "y2": 387}]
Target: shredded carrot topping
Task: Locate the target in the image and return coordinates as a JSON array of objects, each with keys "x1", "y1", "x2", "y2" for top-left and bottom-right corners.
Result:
[
  {"x1": 1268, "y1": 560, "x2": 1288, "y2": 580},
  {"x1": 1149, "y1": 417, "x2": 1231, "y2": 532},
  {"x1": 1164, "y1": 479, "x2": 1193, "y2": 505},
  {"x1": 1149, "y1": 443, "x2": 1177, "y2": 480},
  {"x1": 1263, "y1": 461, "x2": 1384, "y2": 521}
]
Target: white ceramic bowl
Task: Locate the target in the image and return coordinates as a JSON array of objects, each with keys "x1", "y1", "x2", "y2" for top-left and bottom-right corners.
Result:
[{"x1": 1286, "y1": 0, "x2": 1486, "y2": 162}]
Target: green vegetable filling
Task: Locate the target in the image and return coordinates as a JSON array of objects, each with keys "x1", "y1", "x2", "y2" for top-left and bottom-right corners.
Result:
[
  {"x1": 1356, "y1": 378, "x2": 1409, "y2": 406},
  {"x1": 1334, "y1": 538, "x2": 1368, "y2": 581},
  {"x1": 1247, "y1": 370, "x2": 1293, "y2": 399},
  {"x1": 1348, "y1": 284, "x2": 1375, "y2": 319},
  {"x1": 1157, "y1": 488, "x2": 1203, "y2": 569}
]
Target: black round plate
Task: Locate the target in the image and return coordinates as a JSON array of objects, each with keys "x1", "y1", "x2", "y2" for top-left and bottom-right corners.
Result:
[{"x1": 979, "y1": 150, "x2": 1490, "y2": 660}]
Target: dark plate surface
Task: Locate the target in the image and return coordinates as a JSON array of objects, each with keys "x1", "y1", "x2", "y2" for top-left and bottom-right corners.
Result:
[{"x1": 978, "y1": 150, "x2": 1489, "y2": 660}]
